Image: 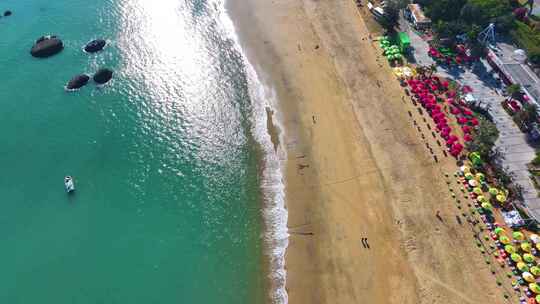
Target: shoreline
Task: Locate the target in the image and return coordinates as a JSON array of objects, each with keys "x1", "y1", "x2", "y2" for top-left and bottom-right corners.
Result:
[
  {"x1": 216, "y1": 1, "x2": 289, "y2": 303},
  {"x1": 228, "y1": 0, "x2": 509, "y2": 303}
]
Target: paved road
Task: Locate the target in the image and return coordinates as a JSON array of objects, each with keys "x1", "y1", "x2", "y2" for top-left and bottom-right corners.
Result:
[{"x1": 399, "y1": 18, "x2": 540, "y2": 221}]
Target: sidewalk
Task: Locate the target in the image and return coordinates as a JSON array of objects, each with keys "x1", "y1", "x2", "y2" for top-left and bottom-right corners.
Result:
[{"x1": 399, "y1": 18, "x2": 540, "y2": 221}]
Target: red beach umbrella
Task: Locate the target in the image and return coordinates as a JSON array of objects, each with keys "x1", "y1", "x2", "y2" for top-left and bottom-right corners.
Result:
[
  {"x1": 464, "y1": 134, "x2": 473, "y2": 142},
  {"x1": 462, "y1": 125, "x2": 472, "y2": 133},
  {"x1": 470, "y1": 118, "x2": 479, "y2": 126}
]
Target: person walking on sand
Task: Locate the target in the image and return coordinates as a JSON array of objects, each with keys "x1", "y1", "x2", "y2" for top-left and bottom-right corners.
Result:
[{"x1": 436, "y1": 210, "x2": 442, "y2": 221}]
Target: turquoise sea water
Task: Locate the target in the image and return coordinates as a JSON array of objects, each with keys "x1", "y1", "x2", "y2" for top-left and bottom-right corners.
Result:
[{"x1": 0, "y1": 0, "x2": 267, "y2": 302}]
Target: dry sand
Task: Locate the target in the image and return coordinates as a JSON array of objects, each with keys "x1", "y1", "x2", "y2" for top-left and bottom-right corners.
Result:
[{"x1": 228, "y1": 0, "x2": 510, "y2": 303}]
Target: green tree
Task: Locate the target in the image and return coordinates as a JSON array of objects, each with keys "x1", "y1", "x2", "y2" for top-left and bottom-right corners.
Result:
[
  {"x1": 507, "y1": 84, "x2": 522, "y2": 98},
  {"x1": 420, "y1": 0, "x2": 468, "y2": 22},
  {"x1": 524, "y1": 103, "x2": 539, "y2": 125},
  {"x1": 381, "y1": 0, "x2": 408, "y2": 30},
  {"x1": 466, "y1": 116, "x2": 499, "y2": 160}
]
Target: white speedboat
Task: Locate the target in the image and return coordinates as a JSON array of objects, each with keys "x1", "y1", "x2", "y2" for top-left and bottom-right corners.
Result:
[{"x1": 64, "y1": 176, "x2": 75, "y2": 193}]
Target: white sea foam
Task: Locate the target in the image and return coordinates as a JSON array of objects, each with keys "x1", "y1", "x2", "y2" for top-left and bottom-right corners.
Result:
[{"x1": 212, "y1": 1, "x2": 289, "y2": 303}]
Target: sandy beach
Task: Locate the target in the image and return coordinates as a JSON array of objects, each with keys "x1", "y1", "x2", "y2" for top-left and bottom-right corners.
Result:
[{"x1": 228, "y1": 0, "x2": 509, "y2": 303}]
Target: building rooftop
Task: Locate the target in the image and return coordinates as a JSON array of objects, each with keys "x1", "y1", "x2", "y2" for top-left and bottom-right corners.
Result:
[{"x1": 407, "y1": 4, "x2": 431, "y2": 24}]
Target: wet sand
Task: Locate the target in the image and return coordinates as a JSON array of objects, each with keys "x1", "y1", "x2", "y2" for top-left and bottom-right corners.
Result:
[{"x1": 228, "y1": 0, "x2": 508, "y2": 303}]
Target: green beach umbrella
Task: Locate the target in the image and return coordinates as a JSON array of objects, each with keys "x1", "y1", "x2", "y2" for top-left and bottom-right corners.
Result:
[
  {"x1": 473, "y1": 187, "x2": 483, "y2": 195},
  {"x1": 475, "y1": 173, "x2": 485, "y2": 181},
  {"x1": 488, "y1": 188, "x2": 499, "y2": 195},
  {"x1": 524, "y1": 253, "x2": 535, "y2": 263},
  {"x1": 537, "y1": 295, "x2": 540, "y2": 303},
  {"x1": 511, "y1": 253, "x2": 522, "y2": 262},
  {"x1": 531, "y1": 283, "x2": 540, "y2": 293},
  {"x1": 513, "y1": 231, "x2": 525, "y2": 241},
  {"x1": 505, "y1": 245, "x2": 516, "y2": 254},
  {"x1": 522, "y1": 242, "x2": 532, "y2": 253},
  {"x1": 465, "y1": 173, "x2": 474, "y2": 180},
  {"x1": 517, "y1": 262, "x2": 529, "y2": 272},
  {"x1": 494, "y1": 227, "x2": 505, "y2": 235},
  {"x1": 500, "y1": 235, "x2": 511, "y2": 244},
  {"x1": 531, "y1": 266, "x2": 540, "y2": 276}
]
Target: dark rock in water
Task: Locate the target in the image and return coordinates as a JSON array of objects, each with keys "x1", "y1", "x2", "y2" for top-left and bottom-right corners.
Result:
[
  {"x1": 4, "y1": 10, "x2": 12, "y2": 17},
  {"x1": 93, "y1": 68, "x2": 113, "y2": 84},
  {"x1": 84, "y1": 39, "x2": 106, "y2": 53},
  {"x1": 30, "y1": 36, "x2": 63, "y2": 58},
  {"x1": 66, "y1": 74, "x2": 90, "y2": 90}
]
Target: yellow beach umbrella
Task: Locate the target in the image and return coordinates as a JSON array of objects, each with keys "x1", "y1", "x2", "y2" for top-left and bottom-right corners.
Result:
[
  {"x1": 518, "y1": 262, "x2": 530, "y2": 272},
  {"x1": 530, "y1": 283, "x2": 540, "y2": 293},
  {"x1": 475, "y1": 173, "x2": 485, "y2": 181},
  {"x1": 531, "y1": 266, "x2": 540, "y2": 276},
  {"x1": 522, "y1": 242, "x2": 532, "y2": 253},
  {"x1": 505, "y1": 245, "x2": 516, "y2": 253},
  {"x1": 513, "y1": 231, "x2": 525, "y2": 241},
  {"x1": 511, "y1": 253, "x2": 523, "y2": 262},
  {"x1": 460, "y1": 165, "x2": 470, "y2": 173},
  {"x1": 481, "y1": 202, "x2": 493, "y2": 211},
  {"x1": 496, "y1": 194, "x2": 507, "y2": 203},
  {"x1": 473, "y1": 187, "x2": 483, "y2": 195},
  {"x1": 524, "y1": 253, "x2": 535, "y2": 263},
  {"x1": 537, "y1": 295, "x2": 540, "y2": 303},
  {"x1": 477, "y1": 195, "x2": 488, "y2": 203},
  {"x1": 536, "y1": 243, "x2": 540, "y2": 251},
  {"x1": 524, "y1": 272, "x2": 536, "y2": 283},
  {"x1": 500, "y1": 235, "x2": 511, "y2": 244}
]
